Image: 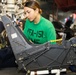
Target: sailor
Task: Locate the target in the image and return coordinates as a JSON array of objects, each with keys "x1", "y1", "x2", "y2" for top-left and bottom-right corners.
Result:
[{"x1": 23, "y1": 1, "x2": 56, "y2": 44}]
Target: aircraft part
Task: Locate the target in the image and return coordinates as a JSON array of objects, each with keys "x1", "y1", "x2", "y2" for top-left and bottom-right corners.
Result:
[{"x1": 1, "y1": 15, "x2": 76, "y2": 71}]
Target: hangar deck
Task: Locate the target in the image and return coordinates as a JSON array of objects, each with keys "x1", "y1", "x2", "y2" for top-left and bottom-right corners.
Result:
[{"x1": 0, "y1": 67, "x2": 76, "y2": 75}]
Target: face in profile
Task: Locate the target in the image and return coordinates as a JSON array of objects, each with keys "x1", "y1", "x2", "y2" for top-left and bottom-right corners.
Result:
[{"x1": 24, "y1": 7, "x2": 38, "y2": 22}]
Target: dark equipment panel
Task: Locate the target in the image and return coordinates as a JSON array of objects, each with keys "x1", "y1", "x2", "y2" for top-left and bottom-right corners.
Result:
[{"x1": 1, "y1": 15, "x2": 76, "y2": 72}]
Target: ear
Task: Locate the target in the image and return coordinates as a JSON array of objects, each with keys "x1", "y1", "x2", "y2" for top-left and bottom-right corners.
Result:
[{"x1": 35, "y1": 8, "x2": 39, "y2": 13}]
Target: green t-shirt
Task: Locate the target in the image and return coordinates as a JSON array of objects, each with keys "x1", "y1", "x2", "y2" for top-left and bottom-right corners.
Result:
[{"x1": 23, "y1": 16, "x2": 56, "y2": 44}]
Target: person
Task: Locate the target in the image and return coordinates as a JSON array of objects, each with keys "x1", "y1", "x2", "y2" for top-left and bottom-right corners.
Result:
[
  {"x1": 23, "y1": 1, "x2": 56, "y2": 44},
  {"x1": 70, "y1": 20, "x2": 76, "y2": 36},
  {"x1": 64, "y1": 19, "x2": 74, "y2": 40}
]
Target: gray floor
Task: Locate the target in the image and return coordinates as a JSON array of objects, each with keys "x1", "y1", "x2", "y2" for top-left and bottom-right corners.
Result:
[
  {"x1": 0, "y1": 67, "x2": 76, "y2": 75},
  {"x1": 0, "y1": 67, "x2": 26, "y2": 75}
]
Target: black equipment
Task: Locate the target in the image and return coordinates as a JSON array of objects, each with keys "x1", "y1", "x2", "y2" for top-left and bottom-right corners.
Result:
[{"x1": 1, "y1": 15, "x2": 76, "y2": 72}]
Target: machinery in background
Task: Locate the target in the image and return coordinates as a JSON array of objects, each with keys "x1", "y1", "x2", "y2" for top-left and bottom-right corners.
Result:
[{"x1": 0, "y1": 0, "x2": 26, "y2": 20}]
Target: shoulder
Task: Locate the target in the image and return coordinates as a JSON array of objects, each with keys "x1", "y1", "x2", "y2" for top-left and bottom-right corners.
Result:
[
  {"x1": 41, "y1": 16, "x2": 53, "y2": 25},
  {"x1": 41, "y1": 16, "x2": 54, "y2": 28}
]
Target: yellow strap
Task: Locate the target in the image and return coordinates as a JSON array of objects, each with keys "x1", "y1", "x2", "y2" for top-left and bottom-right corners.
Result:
[
  {"x1": 29, "y1": 38, "x2": 62, "y2": 43},
  {"x1": 50, "y1": 38, "x2": 62, "y2": 42}
]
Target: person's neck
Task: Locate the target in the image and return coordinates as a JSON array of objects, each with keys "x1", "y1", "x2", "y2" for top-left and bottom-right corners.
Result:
[{"x1": 34, "y1": 14, "x2": 41, "y2": 24}]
